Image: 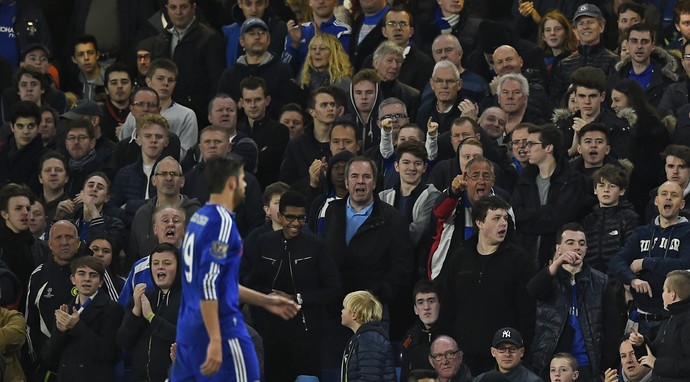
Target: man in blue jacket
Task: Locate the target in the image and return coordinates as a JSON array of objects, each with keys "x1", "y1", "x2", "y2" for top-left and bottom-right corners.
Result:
[{"x1": 610, "y1": 180, "x2": 690, "y2": 340}]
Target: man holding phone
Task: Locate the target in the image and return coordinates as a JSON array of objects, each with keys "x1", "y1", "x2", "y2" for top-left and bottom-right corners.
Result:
[{"x1": 603, "y1": 338, "x2": 652, "y2": 382}]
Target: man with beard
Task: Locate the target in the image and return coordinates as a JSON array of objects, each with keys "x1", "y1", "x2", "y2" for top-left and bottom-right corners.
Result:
[{"x1": 435, "y1": 195, "x2": 535, "y2": 374}]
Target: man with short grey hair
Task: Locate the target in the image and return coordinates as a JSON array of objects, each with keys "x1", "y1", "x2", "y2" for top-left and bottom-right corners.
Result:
[
  {"x1": 497, "y1": 73, "x2": 545, "y2": 134},
  {"x1": 416, "y1": 60, "x2": 464, "y2": 137},
  {"x1": 373, "y1": 41, "x2": 420, "y2": 120}
]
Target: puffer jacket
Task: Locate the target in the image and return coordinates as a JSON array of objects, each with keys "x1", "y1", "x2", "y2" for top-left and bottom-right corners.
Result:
[
  {"x1": 528, "y1": 265, "x2": 619, "y2": 379},
  {"x1": 341, "y1": 321, "x2": 396, "y2": 382},
  {"x1": 648, "y1": 298, "x2": 690, "y2": 382},
  {"x1": 581, "y1": 202, "x2": 641, "y2": 274},
  {"x1": 552, "y1": 43, "x2": 619, "y2": 97}
]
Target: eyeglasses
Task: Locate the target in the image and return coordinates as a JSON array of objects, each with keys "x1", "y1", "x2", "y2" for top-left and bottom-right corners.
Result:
[
  {"x1": 525, "y1": 141, "x2": 545, "y2": 149},
  {"x1": 66, "y1": 135, "x2": 90, "y2": 142},
  {"x1": 282, "y1": 214, "x2": 307, "y2": 223},
  {"x1": 132, "y1": 101, "x2": 159, "y2": 109},
  {"x1": 155, "y1": 171, "x2": 182, "y2": 178},
  {"x1": 510, "y1": 139, "x2": 528, "y2": 147},
  {"x1": 380, "y1": 113, "x2": 408, "y2": 120},
  {"x1": 136, "y1": 54, "x2": 151, "y2": 62},
  {"x1": 430, "y1": 350, "x2": 460, "y2": 362},
  {"x1": 245, "y1": 29, "x2": 268, "y2": 37},
  {"x1": 432, "y1": 78, "x2": 459, "y2": 86},
  {"x1": 495, "y1": 347, "x2": 520, "y2": 354},
  {"x1": 385, "y1": 20, "x2": 409, "y2": 28},
  {"x1": 467, "y1": 174, "x2": 495, "y2": 182}
]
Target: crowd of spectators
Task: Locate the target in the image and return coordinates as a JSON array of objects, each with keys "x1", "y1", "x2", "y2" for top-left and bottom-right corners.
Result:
[{"x1": 2, "y1": 0, "x2": 690, "y2": 381}]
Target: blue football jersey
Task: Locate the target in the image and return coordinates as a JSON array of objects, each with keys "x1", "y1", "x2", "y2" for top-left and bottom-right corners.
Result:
[{"x1": 176, "y1": 204, "x2": 248, "y2": 345}]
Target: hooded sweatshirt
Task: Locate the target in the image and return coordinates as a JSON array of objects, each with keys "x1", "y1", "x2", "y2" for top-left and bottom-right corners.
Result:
[{"x1": 610, "y1": 216, "x2": 690, "y2": 314}]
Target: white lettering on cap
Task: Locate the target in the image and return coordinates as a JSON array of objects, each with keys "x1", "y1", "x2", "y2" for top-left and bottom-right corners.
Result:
[{"x1": 503, "y1": 330, "x2": 511, "y2": 338}]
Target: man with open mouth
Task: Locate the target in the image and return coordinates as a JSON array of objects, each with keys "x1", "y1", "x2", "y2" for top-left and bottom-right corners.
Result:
[
  {"x1": 435, "y1": 195, "x2": 535, "y2": 375},
  {"x1": 610, "y1": 180, "x2": 690, "y2": 341}
]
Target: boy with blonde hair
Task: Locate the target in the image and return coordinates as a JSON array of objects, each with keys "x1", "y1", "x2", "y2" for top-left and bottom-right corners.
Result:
[
  {"x1": 628, "y1": 269, "x2": 690, "y2": 378},
  {"x1": 341, "y1": 291, "x2": 396, "y2": 381}
]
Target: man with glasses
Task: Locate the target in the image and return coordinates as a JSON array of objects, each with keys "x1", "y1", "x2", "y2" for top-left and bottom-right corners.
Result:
[
  {"x1": 245, "y1": 190, "x2": 340, "y2": 381},
  {"x1": 428, "y1": 335, "x2": 471, "y2": 382},
  {"x1": 127, "y1": 156, "x2": 200, "y2": 266},
  {"x1": 118, "y1": 58, "x2": 198, "y2": 159},
  {"x1": 608, "y1": 24, "x2": 677, "y2": 107},
  {"x1": 511, "y1": 124, "x2": 587, "y2": 269},
  {"x1": 435, "y1": 196, "x2": 535, "y2": 374},
  {"x1": 428, "y1": 155, "x2": 512, "y2": 279},
  {"x1": 416, "y1": 60, "x2": 464, "y2": 138},
  {"x1": 474, "y1": 328, "x2": 542, "y2": 382},
  {"x1": 508, "y1": 123, "x2": 530, "y2": 176},
  {"x1": 375, "y1": 6, "x2": 434, "y2": 92},
  {"x1": 527, "y1": 223, "x2": 619, "y2": 381},
  {"x1": 62, "y1": 116, "x2": 115, "y2": 198},
  {"x1": 112, "y1": 87, "x2": 182, "y2": 172}
]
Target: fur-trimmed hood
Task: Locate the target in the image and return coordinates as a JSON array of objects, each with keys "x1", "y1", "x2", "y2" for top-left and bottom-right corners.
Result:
[
  {"x1": 551, "y1": 108, "x2": 573, "y2": 124},
  {"x1": 614, "y1": 107, "x2": 638, "y2": 127},
  {"x1": 615, "y1": 47, "x2": 681, "y2": 82}
]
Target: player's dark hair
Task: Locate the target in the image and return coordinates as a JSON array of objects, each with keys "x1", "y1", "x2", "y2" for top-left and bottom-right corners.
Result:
[{"x1": 205, "y1": 154, "x2": 244, "y2": 194}]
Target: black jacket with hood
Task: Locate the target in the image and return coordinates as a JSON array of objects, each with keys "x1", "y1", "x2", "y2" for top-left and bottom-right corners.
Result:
[
  {"x1": 117, "y1": 251, "x2": 181, "y2": 382},
  {"x1": 347, "y1": 80, "x2": 382, "y2": 152}
]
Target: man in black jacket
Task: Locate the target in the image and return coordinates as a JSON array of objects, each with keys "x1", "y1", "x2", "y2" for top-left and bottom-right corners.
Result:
[
  {"x1": 238, "y1": 77, "x2": 289, "y2": 189},
  {"x1": 435, "y1": 195, "x2": 535, "y2": 375},
  {"x1": 246, "y1": 190, "x2": 340, "y2": 381},
  {"x1": 150, "y1": 0, "x2": 225, "y2": 128},
  {"x1": 511, "y1": 124, "x2": 587, "y2": 268},
  {"x1": 322, "y1": 155, "x2": 413, "y2": 367},
  {"x1": 217, "y1": 18, "x2": 300, "y2": 119},
  {"x1": 527, "y1": 223, "x2": 620, "y2": 381},
  {"x1": 552, "y1": 4, "x2": 619, "y2": 99}
]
